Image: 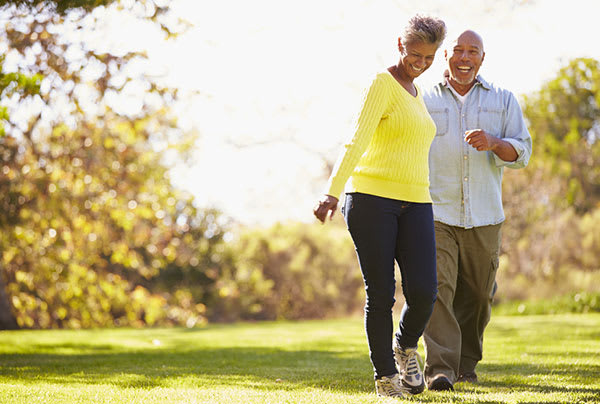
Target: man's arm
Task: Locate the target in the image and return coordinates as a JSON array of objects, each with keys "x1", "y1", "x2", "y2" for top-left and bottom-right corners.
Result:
[{"x1": 494, "y1": 92, "x2": 532, "y2": 169}]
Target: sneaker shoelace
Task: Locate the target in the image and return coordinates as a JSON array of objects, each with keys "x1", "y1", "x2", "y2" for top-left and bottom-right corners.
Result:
[
  {"x1": 401, "y1": 349, "x2": 421, "y2": 378},
  {"x1": 379, "y1": 378, "x2": 404, "y2": 397}
]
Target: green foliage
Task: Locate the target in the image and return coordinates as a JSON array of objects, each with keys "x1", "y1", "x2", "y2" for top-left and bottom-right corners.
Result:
[
  {"x1": 1, "y1": 314, "x2": 599, "y2": 403},
  {"x1": 1, "y1": 2, "x2": 364, "y2": 328},
  {"x1": 0, "y1": 0, "x2": 185, "y2": 38},
  {"x1": 494, "y1": 292, "x2": 600, "y2": 316},
  {"x1": 209, "y1": 220, "x2": 364, "y2": 322},
  {"x1": 0, "y1": 117, "x2": 224, "y2": 328},
  {"x1": 0, "y1": 0, "x2": 162, "y2": 15},
  {"x1": 0, "y1": 2, "x2": 223, "y2": 328},
  {"x1": 2, "y1": 2, "x2": 599, "y2": 328},
  {"x1": 0, "y1": 0, "x2": 116, "y2": 12},
  {"x1": 0, "y1": 57, "x2": 43, "y2": 137},
  {"x1": 501, "y1": 169, "x2": 600, "y2": 288},
  {"x1": 496, "y1": 57, "x2": 600, "y2": 301},
  {"x1": 522, "y1": 57, "x2": 600, "y2": 212},
  {"x1": 0, "y1": 68, "x2": 42, "y2": 99}
]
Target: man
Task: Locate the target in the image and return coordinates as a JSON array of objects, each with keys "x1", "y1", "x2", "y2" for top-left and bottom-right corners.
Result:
[{"x1": 422, "y1": 30, "x2": 532, "y2": 391}]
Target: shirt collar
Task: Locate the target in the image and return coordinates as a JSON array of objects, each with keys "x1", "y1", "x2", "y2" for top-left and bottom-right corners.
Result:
[{"x1": 440, "y1": 74, "x2": 491, "y2": 91}]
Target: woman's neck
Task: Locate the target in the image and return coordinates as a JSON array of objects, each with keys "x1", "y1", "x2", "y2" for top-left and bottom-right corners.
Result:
[
  {"x1": 388, "y1": 64, "x2": 416, "y2": 96},
  {"x1": 389, "y1": 64, "x2": 413, "y2": 84}
]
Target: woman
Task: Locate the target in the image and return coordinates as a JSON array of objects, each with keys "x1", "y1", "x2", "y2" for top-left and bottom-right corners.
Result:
[{"x1": 313, "y1": 15, "x2": 446, "y2": 398}]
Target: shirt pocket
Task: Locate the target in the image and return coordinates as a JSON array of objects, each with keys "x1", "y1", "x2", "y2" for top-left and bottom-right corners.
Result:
[
  {"x1": 477, "y1": 107, "x2": 504, "y2": 137},
  {"x1": 428, "y1": 107, "x2": 449, "y2": 136}
]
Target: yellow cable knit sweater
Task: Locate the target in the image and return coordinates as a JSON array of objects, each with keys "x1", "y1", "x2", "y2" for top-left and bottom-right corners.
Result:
[{"x1": 326, "y1": 71, "x2": 437, "y2": 203}]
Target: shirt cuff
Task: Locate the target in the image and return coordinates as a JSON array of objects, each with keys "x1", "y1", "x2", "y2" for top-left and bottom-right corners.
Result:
[{"x1": 493, "y1": 138, "x2": 525, "y2": 168}]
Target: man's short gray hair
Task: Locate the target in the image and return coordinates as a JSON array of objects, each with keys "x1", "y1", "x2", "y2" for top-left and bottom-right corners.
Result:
[{"x1": 401, "y1": 15, "x2": 447, "y2": 48}]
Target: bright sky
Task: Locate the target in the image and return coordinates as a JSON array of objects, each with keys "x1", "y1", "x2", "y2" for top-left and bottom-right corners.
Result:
[{"x1": 123, "y1": 0, "x2": 600, "y2": 225}]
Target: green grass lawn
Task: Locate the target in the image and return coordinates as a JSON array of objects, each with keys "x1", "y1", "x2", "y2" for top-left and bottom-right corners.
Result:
[{"x1": 0, "y1": 314, "x2": 599, "y2": 403}]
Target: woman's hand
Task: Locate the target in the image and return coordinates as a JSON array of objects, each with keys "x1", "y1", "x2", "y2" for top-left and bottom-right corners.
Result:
[{"x1": 313, "y1": 195, "x2": 339, "y2": 223}]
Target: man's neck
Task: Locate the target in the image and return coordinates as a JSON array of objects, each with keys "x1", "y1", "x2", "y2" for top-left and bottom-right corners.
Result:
[{"x1": 447, "y1": 78, "x2": 476, "y2": 96}]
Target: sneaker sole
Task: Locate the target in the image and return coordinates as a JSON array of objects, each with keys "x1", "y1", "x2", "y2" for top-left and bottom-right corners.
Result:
[
  {"x1": 376, "y1": 392, "x2": 404, "y2": 398},
  {"x1": 401, "y1": 379, "x2": 425, "y2": 395}
]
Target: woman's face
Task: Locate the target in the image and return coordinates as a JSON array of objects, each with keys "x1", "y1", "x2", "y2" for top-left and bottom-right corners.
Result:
[{"x1": 399, "y1": 40, "x2": 438, "y2": 79}]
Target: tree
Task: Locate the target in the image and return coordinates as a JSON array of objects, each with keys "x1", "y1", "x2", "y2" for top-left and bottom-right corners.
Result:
[
  {"x1": 0, "y1": 52, "x2": 43, "y2": 329},
  {"x1": 0, "y1": 0, "x2": 118, "y2": 12},
  {"x1": 0, "y1": 1, "x2": 227, "y2": 328},
  {"x1": 497, "y1": 58, "x2": 600, "y2": 298},
  {"x1": 522, "y1": 57, "x2": 600, "y2": 212}
]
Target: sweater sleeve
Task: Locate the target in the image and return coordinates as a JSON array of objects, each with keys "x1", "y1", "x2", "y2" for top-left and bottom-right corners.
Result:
[{"x1": 325, "y1": 75, "x2": 389, "y2": 199}]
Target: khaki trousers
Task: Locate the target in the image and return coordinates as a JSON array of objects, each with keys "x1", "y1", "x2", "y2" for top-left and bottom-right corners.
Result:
[{"x1": 423, "y1": 221, "x2": 502, "y2": 383}]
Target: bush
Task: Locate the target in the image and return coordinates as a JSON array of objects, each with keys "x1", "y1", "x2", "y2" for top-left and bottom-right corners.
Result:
[
  {"x1": 499, "y1": 168, "x2": 600, "y2": 302},
  {"x1": 207, "y1": 219, "x2": 364, "y2": 322},
  {"x1": 493, "y1": 292, "x2": 600, "y2": 316}
]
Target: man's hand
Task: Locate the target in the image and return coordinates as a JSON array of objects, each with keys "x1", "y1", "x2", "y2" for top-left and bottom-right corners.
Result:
[
  {"x1": 464, "y1": 128, "x2": 518, "y2": 162},
  {"x1": 464, "y1": 129, "x2": 497, "y2": 151},
  {"x1": 313, "y1": 195, "x2": 339, "y2": 224}
]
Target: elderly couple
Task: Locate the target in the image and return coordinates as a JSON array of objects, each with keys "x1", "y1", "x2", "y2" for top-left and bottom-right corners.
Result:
[{"x1": 313, "y1": 15, "x2": 532, "y2": 398}]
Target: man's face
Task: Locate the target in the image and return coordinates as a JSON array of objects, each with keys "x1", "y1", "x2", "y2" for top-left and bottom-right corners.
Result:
[{"x1": 445, "y1": 31, "x2": 485, "y2": 86}]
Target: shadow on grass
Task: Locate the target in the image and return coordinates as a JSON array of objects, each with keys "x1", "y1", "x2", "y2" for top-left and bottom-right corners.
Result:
[
  {"x1": 0, "y1": 347, "x2": 373, "y2": 393},
  {"x1": 2, "y1": 346, "x2": 600, "y2": 402},
  {"x1": 473, "y1": 362, "x2": 600, "y2": 403}
]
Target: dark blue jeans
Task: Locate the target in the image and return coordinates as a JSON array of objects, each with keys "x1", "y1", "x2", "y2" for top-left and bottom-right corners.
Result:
[{"x1": 343, "y1": 192, "x2": 437, "y2": 378}]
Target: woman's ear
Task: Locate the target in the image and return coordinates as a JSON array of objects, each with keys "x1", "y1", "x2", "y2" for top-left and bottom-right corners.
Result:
[{"x1": 397, "y1": 37, "x2": 404, "y2": 53}]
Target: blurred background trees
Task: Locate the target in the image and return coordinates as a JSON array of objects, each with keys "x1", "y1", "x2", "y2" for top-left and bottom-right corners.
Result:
[
  {"x1": 0, "y1": 0, "x2": 598, "y2": 329},
  {"x1": 0, "y1": 0, "x2": 226, "y2": 329},
  {"x1": 210, "y1": 221, "x2": 362, "y2": 322},
  {"x1": 499, "y1": 57, "x2": 600, "y2": 301},
  {"x1": 0, "y1": 0, "x2": 364, "y2": 329}
]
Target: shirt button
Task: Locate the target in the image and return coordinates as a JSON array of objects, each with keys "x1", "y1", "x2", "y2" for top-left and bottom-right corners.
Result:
[
  {"x1": 464, "y1": 177, "x2": 468, "y2": 181},
  {"x1": 464, "y1": 155, "x2": 468, "y2": 160}
]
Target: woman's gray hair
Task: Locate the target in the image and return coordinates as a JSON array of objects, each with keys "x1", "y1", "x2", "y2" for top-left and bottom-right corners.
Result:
[{"x1": 401, "y1": 15, "x2": 447, "y2": 48}]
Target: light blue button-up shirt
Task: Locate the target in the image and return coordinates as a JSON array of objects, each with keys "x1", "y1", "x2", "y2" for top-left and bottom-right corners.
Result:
[{"x1": 424, "y1": 76, "x2": 532, "y2": 229}]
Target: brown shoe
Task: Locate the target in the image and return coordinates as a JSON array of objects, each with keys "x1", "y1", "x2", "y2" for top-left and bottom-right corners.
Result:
[
  {"x1": 456, "y1": 372, "x2": 478, "y2": 384},
  {"x1": 428, "y1": 374, "x2": 454, "y2": 391}
]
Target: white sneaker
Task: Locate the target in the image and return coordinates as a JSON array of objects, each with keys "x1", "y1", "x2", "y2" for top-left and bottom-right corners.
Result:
[
  {"x1": 393, "y1": 339, "x2": 425, "y2": 394},
  {"x1": 375, "y1": 373, "x2": 405, "y2": 398}
]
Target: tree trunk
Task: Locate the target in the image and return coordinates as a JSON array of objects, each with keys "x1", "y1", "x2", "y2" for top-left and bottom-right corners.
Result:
[{"x1": 0, "y1": 272, "x2": 18, "y2": 330}]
